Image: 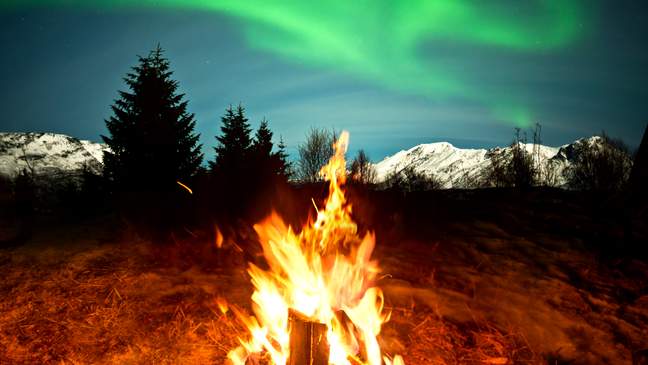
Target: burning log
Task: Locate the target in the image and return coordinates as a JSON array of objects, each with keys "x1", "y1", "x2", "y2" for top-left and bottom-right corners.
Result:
[{"x1": 288, "y1": 310, "x2": 329, "y2": 365}]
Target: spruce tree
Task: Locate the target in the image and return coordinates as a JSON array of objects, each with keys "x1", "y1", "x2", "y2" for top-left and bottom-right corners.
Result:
[
  {"x1": 251, "y1": 119, "x2": 292, "y2": 181},
  {"x1": 210, "y1": 104, "x2": 252, "y2": 175},
  {"x1": 102, "y1": 45, "x2": 203, "y2": 192},
  {"x1": 253, "y1": 118, "x2": 274, "y2": 158},
  {"x1": 274, "y1": 136, "x2": 292, "y2": 179},
  {"x1": 251, "y1": 118, "x2": 273, "y2": 178}
]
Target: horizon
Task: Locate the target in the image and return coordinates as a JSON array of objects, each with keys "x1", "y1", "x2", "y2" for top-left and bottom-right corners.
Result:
[{"x1": 0, "y1": 129, "x2": 627, "y2": 166}]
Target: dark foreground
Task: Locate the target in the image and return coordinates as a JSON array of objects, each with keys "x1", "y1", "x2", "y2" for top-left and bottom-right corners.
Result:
[{"x1": 0, "y1": 188, "x2": 647, "y2": 364}]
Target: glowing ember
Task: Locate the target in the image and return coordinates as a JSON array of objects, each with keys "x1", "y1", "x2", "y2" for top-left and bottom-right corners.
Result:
[{"x1": 226, "y1": 131, "x2": 404, "y2": 365}]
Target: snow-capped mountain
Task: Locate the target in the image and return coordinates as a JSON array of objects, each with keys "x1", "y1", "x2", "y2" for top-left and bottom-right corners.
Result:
[
  {"x1": 0, "y1": 132, "x2": 613, "y2": 190},
  {"x1": 0, "y1": 132, "x2": 108, "y2": 181},
  {"x1": 374, "y1": 137, "x2": 603, "y2": 189}
]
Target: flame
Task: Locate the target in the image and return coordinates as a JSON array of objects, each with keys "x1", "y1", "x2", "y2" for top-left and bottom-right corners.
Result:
[
  {"x1": 227, "y1": 131, "x2": 402, "y2": 365},
  {"x1": 215, "y1": 226, "x2": 224, "y2": 249},
  {"x1": 216, "y1": 297, "x2": 229, "y2": 314}
]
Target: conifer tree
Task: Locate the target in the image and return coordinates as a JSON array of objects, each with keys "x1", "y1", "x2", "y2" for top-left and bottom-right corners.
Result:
[
  {"x1": 251, "y1": 118, "x2": 274, "y2": 179},
  {"x1": 253, "y1": 118, "x2": 273, "y2": 158},
  {"x1": 251, "y1": 119, "x2": 292, "y2": 181},
  {"x1": 210, "y1": 104, "x2": 252, "y2": 175},
  {"x1": 102, "y1": 45, "x2": 203, "y2": 192},
  {"x1": 275, "y1": 136, "x2": 292, "y2": 179}
]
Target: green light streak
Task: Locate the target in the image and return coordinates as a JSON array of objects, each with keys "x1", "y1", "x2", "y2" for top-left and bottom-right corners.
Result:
[{"x1": 3, "y1": 0, "x2": 589, "y2": 126}]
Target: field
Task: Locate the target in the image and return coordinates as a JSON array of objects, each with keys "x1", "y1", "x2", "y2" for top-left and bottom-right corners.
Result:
[{"x1": 1, "y1": 188, "x2": 647, "y2": 364}]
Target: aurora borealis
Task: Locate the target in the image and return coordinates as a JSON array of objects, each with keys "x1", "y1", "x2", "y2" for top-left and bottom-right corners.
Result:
[{"x1": 1, "y1": 1, "x2": 646, "y2": 159}]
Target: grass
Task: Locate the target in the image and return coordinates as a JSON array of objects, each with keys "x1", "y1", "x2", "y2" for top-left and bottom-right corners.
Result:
[
  {"x1": 0, "y1": 230, "x2": 549, "y2": 365},
  {"x1": 1, "y1": 187, "x2": 647, "y2": 364}
]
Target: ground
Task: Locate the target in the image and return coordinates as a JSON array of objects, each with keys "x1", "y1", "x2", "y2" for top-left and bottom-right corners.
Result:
[{"x1": 0, "y1": 188, "x2": 647, "y2": 364}]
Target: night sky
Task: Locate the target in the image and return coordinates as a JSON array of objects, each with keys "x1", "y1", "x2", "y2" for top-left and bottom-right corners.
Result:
[{"x1": 1, "y1": 1, "x2": 647, "y2": 161}]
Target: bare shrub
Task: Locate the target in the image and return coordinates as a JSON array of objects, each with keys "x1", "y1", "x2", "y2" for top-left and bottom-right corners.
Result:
[
  {"x1": 296, "y1": 127, "x2": 337, "y2": 182},
  {"x1": 484, "y1": 149, "x2": 510, "y2": 188},
  {"x1": 566, "y1": 133, "x2": 632, "y2": 191},
  {"x1": 508, "y1": 128, "x2": 536, "y2": 188},
  {"x1": 383, "y1": 166, "x2": 442, "y2": 192},
  {"x1": 455, "y1": 170, "x2": 489, "y2": 189},
  {"x1": 484, "y1": 128, "x2": 536, "y2": 188},
  {"x1": 538, "y1": 161, "x2": 562, "y2": 188},
  {"x1": 350, "y1": 149, "x2": 377, "y2": 185}
]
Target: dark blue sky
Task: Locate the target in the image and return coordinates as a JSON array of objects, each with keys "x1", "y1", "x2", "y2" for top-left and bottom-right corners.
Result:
[{"x1": 1, "y1": 2, "x2": 647, "y2": 161}]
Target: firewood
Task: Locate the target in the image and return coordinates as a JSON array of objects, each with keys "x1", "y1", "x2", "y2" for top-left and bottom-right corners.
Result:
[{"x1": 288, "y1": 309, "x2": 329, "y2": 365}]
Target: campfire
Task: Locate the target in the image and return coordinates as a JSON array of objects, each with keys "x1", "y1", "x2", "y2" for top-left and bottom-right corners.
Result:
[
  {"x1": 2, "y1": 130, "x2": 646, "y2": 364},
  {"x1": 225, "y1": 131, "x2": 404, "y2": 365}
]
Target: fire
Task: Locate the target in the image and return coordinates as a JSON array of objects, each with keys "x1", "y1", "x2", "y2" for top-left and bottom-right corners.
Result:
[{"x1": 227, "y1": 131, "x2": 404, "y2": 365}]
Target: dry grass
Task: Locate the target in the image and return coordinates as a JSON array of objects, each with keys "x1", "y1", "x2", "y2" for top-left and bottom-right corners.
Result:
[
  {"x1": 0, "y1": 236, "x2": 248, "y2": 364},
  {"x1": 0, "y1": 237, "x2": 547, "y2": 365},
  {"x1": 380, "y1": 308, "x2": 543, "y2": 365},
  {"x1": 1, "y1": 221, "x2": 646, "y2": 364}
]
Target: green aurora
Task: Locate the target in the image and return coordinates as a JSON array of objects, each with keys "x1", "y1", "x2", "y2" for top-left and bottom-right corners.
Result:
[{"x1": 4, "y1": 0, "x2": 590, "y2": 126}]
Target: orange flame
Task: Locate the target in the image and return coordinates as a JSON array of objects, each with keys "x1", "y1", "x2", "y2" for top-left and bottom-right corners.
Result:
[
  {"x1": 227, "y1": 131, "x2": 403, "y2": 365},
  {"x1": 215, "y1": 226, "x2": 224, "y2": 249}
]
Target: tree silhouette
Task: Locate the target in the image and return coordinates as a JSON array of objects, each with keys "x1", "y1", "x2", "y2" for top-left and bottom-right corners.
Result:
[
  {"x1": 509, "y1": 128, "x2": 536, "y2": 188},
  {"x1": 350, "y1": 149, "x2": 377, "y2": 185},
  {"x1": 207, "y1": 106, "x2": 295, "y2": 218},
  {"x1": 483, "y1": 128, "x2": 536, "y2": 188},
  {"x1": 251, "y1": 119, "x2": 292, "y2": 181},
  {"x1": 102, "y1": 45, "x2": 203, "y2": 193},
  {"x1": 297, "y1": 127, "x2": 336, "y2": 182},
  {"x1": 253, "y1": 118, "x2": 273, "y2": 158},
  {"x1": 210, "y1": 104, "x2": 252, "y2": 176},
  {"x1": 566, "y1": 133, "x2": 632, "y2": 191},
  {"x1": 275, "y1": 136, "x2": 293, "y2": 180}
]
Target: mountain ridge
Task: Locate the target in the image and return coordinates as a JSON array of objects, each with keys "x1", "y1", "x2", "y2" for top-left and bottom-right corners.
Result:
[
  {"x1": 373, "y1": 137, "x2": 606, "y2": 188},
  {"x1": 0, "y1": 132, "x2": 109, "y2": 181},
  {"x1": 0, "y1": 131, "x2": 609, "y2": 189}
]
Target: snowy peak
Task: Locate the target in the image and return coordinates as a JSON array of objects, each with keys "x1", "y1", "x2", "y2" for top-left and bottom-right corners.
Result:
[
  {"x1": 0, "y1": 132, "x2": 613, "y2": 190},
  {"x1": 0, "y1": 132, "x2": 109, "y2": 179},
  {"x1": 375, "y1": 142, "x2": 489, "y2": 187},
  {"x1": 374, "y1": 137, "x2": 604, "y2": 189}
]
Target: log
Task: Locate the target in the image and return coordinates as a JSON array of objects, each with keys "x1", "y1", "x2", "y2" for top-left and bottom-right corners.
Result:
[{"x1": 288, "y1": 309, "x2": 329, "y2": 365}]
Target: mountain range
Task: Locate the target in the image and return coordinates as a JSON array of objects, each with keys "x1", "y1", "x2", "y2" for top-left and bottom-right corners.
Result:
[
  {"x1": 0, "y1": 132, "x2": 605, "y2": 189},
  {"x1": 373, "y1": 137, "x2": 603, "y2": 188}
]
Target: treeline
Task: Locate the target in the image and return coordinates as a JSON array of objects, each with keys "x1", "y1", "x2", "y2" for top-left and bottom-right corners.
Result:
[
  {"x1": 0, "y1": 46, "x2": 379, "y2": 242},
  {"x1": 478, "y1": 125, "x2": 634, "y2": 191},
  {"x1": 97, "y1": 46, "x2": 297, "y2": 237},
  {"x1": 93, "y1": 46, "x2": 377, "y2": 238},
  {"x1": 0, "y1": 46, "x2": 295, "y2": 243}
]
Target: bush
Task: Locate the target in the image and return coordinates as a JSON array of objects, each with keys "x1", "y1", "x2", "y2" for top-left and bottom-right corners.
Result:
[
  {"x1": 383, "y1": 166, "x2": 442, "y2": 192},
  {"x1": 483, "y1": 128, "x2": 536, "y2": 188},
  {"x1": 296, "y1": 127, "x2": 337, "y2": 182},
  {"x1": 537, "y1": 161, "x2": 562, "y2": 188},
  {"x1": 566, "y1": 133, "x2": 632, "y2": 191},
  {"x1": 349, "y1": 149, "x2": 377, "y2": 185}
]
